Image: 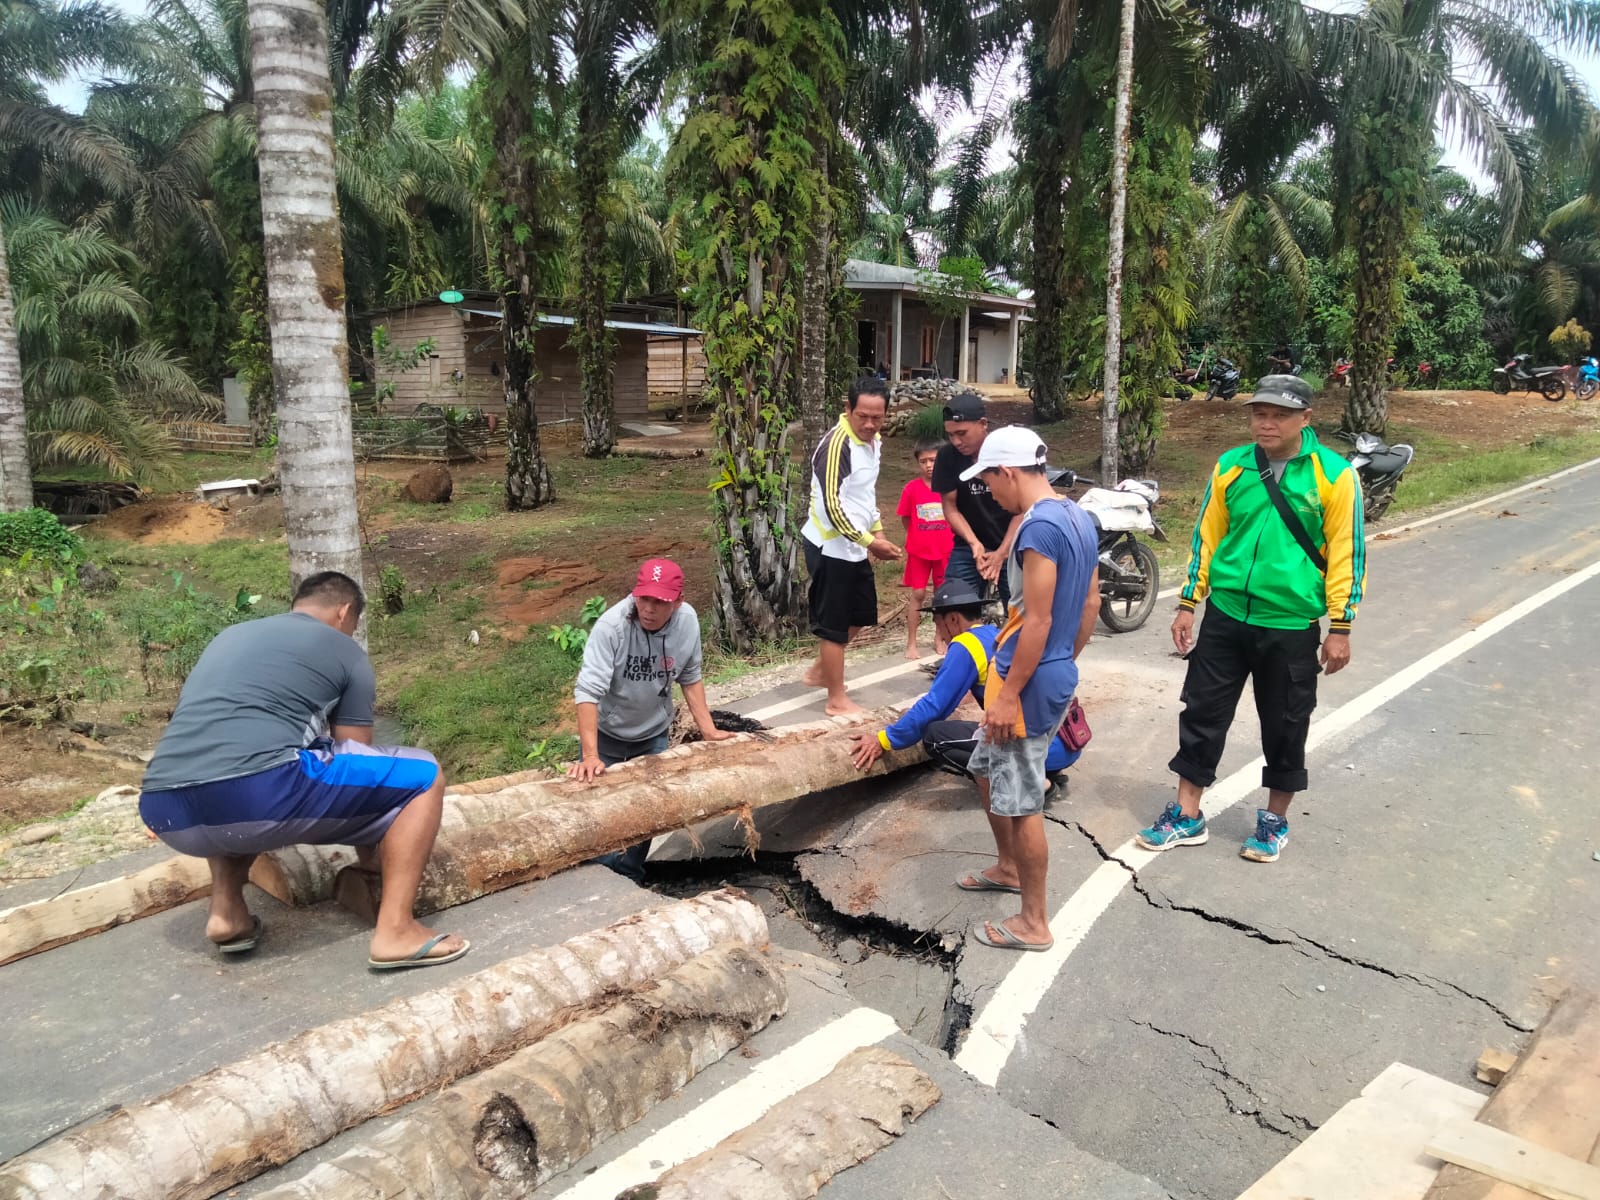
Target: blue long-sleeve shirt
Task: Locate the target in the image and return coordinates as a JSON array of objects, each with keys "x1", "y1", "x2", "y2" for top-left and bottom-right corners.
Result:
[{"x1": 878, "y1": 624, "x2": 1076, "y2": 772}]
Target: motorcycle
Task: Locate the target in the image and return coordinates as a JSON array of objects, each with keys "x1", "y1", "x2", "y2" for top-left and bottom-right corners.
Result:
[
  {"x1": 1202, "y1": 357, "x2": 1241, "y2": 402},
  {"x1": 1577, "y1": 356, "x2": 1598, "y2": 401},
  {"x1": 1330, "y1": 357, "x2": 1353, "y2": 388},
  {"x1": 1490, "y1": 353, "x2": 1568, "y2": 401},
  {"x1": 1335, "y1": 430, "x2": 1415, "y2": 523},
  {"x1": 1049, "y1": 470, "x2": 1165, "y2": 632}
]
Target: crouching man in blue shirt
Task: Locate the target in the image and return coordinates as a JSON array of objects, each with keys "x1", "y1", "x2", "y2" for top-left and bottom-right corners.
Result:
[{"x1": 848, "y1": 576, "x2": 1082, "y2": 803}]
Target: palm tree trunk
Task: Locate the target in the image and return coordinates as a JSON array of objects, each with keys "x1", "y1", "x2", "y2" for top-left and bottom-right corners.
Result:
[
  {"x1": 246, "y1": 0, "x2": 363, "y2": 597},
  {"x1": 1022, "y1": 48, "x2": 1079, "y2": 425},
  {"x1": 0, "y1": 219, "x2": 32, "y2": 512},
  {"x1": 492, "y1": 52, "x2": 555, "y2": 509},
  {"x1": 1099, "y1": 0, "x2": 1135, "y2": 485},
  {"x1": 799, "y1": 140, "x2": 831, "y2": 448},
  {"x1": 1346, "y1": 202, "x2": 1406, "y2": 434},
  {"x1": 574, "y1": 109, "x2": 617, "y2": 458}
]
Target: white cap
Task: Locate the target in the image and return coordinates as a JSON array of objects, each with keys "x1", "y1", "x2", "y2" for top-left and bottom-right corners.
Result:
[{"x1": 959, "y1": 425, "x2": 1048, "y2": 480}]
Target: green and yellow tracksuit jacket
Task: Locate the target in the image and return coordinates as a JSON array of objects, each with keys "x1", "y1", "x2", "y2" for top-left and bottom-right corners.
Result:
[{"x1": 1177, "y1": 428, "x2": 1366, "y2": 632}]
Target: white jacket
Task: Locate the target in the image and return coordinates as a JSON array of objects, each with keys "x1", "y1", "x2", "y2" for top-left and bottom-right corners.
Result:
[{"x1": 801, "y1": 413, "x2": 883, "y2": 562}]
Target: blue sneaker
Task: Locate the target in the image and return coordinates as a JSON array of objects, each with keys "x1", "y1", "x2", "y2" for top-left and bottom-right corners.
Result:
[
  {"x1": 1240, "y1": 810, "x2": 1289, "y2": 863},
  {"x1": 1135, "y1": 801, "x2": 1209, "y2": 851}
]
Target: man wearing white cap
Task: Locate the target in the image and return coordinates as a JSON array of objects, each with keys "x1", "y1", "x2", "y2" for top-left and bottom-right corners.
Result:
[{"x1": 959, "y1": 426, "x2": 1099, "y2": 952}]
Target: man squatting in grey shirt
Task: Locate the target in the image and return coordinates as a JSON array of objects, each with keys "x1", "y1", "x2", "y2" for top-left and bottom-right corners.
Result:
[{"x1": 567, "y1": 557, "x2": 733, "y2": 879}]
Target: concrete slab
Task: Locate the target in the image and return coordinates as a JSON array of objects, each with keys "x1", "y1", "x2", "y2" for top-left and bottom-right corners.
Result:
[
  {"x1": 0, "y1": 864, "x2": 653, "y2": 1160},
  {"x1": 617, "y1": 421, "x2": 685, "y2": 438}
]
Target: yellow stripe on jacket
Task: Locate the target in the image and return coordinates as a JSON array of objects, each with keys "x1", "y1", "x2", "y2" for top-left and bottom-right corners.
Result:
[
  {"x1": 1177, "y1": 463, "x2": 1242, "y2": 610},
  {"x1": 1311, "y1": 454, "x2": 1365, "y2": 631}
]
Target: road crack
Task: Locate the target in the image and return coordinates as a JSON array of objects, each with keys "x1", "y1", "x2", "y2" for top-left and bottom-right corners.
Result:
[
  {"x1": 1130, "y1": 1020, "x2": 1316, "y2": 1139},
  {"x1": 1054, "y1": 818, "x2": 1532, "y2": 1033}
]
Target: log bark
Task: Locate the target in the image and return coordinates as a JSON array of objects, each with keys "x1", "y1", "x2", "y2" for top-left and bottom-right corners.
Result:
[
  {"x1": 0, "y1": 891, "x2": 768, "y2": 1200},
  {"x1": 253, "y1": 942, "x2": 787, "y2": 1200},
  {"x1": 0, "y1": 855, "x2": 212, "y2": 967},
  {"x1": 254, "y1": 707, "x2": 923, "y2": 911},
  {"x1": 619, "y1": 1045, "x2": 940, "y2": 1200}
]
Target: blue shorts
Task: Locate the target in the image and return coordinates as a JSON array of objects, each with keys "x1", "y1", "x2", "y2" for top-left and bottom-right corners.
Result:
[{"x1": 140, "y1": 740, "x2": 440, "y2": 858}]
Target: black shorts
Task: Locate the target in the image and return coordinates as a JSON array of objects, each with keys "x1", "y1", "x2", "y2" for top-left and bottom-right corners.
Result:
[{"x1": 804, "y1": 539, "x2": 878, "y2": 644}]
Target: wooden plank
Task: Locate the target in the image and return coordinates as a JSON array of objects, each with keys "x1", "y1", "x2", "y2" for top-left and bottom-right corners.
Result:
[
  {"x1": 1478, "y1": 1049, "x2": 1519, "y2": 1087},
  {"x1": 0, "y1": 855, "x2": 212, "y2": 966},
  {"x1": 1427, "y1": 1122, "x2": 1600, "y2": 1200},
  {"x1": 1426, "y1": 990, "x2": 1600, "y2": 1200},
  {"x1": 1238, "y1": 1062, "x2": 1484, "y2": 1200}
]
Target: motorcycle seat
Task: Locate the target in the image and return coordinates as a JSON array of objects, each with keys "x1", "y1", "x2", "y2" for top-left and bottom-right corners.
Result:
[{"x1": 1365, "y1": 446, "x2": 1413, "y2": 473}]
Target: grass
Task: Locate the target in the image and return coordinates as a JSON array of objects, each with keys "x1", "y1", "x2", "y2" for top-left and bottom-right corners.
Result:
[
  {"x1": 37, "y1": 448, "x2": 277, "y2": 494},
  {"x1": 1383, "y1": 428, "x2": 1600, "y2": 515},
  {"x1": 86, "y1": 536, "x2": 293, "y2": 604}
]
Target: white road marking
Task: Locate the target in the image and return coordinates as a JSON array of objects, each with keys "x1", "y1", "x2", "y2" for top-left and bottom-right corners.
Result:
[
  {"x1": 743, "y1": 656, "x2": 937, "y2": 723},
  {"x1": 1154, "y1": 455, "x2": 1600, "y2": 601},
  {"x1": 955, "y1": 552, "x2": 1600, "y2": 1087},
  {"x1": 549, "y1": 1006, "x2": 900, "y2": 1199}
]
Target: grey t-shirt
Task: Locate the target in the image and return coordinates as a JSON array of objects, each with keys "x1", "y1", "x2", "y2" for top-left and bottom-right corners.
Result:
[
  {"x1": 142, "y1": 611, "x2": 376, "y2": 790},
  {"x1": 573, "y1": 598, "x2": 704, "y2": 742}
]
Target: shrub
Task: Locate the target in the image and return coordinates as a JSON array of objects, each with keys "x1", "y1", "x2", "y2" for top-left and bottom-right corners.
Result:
[
  {"x1": 905, "y1": 404, "x2": 949, "y2": 443},
  {"x1": 121, "y1": 572, "x2": 253, "y2": 694},
  {"x1": 0, "y1": 548, "x2": 113, "y2": 720},
  {"x1": 0, "y1": 508, "x2": 82, "y2": 561}
]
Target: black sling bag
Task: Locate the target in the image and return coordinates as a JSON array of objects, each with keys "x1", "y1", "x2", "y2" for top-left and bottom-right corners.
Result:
[{"x1": 1255, "y1": 444, "x2": 1326, "y2": 574}]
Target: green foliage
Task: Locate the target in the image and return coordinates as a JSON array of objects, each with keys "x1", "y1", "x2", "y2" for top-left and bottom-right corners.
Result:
[
  {"x1": 1547, "y1": 318, "x2": 1592, "y2": 363},
  {"x1": 0, "y1": 509, "x2": 83, "y2": 561},
  {"x1": 524, "y1": 733, "x2": 580, "y2": 774},
  {"x1": 547, "y1": 593, "x2": 606, "y2": 656},
  {"x1": 119, "y1": 571, "x2": 255, "y2": 694},
  {"x1": 0, "y1": 549, "x2": 114, "y2": 721},
  {"x1": 379, "y1": 564, "x2": 407, "y2": 614},
  {"x1": 905, "y1": 404, "x2": 949, "y2": 443}
]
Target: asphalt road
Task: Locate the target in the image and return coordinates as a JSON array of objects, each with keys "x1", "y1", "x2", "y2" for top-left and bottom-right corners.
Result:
[
  {"x1": 730, "y1": 459, "x2": 1600, "y2": 1198},
  {"x1": 4, "y1": 462, "x2": 1598, "y2": 1199}
]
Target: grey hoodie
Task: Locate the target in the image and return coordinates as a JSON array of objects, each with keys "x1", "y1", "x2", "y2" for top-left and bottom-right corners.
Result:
[{"x1": 573, "y1": 597, "x2": 704, "y2": 741}]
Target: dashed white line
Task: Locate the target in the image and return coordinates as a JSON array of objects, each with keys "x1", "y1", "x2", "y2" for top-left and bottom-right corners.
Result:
[
  {"x1": 549, "y1": 1006, "x2": 899, "y2": 1199},
  {"x1": 955, "y1": 552, "x2": 1600, "y2": 1087}
]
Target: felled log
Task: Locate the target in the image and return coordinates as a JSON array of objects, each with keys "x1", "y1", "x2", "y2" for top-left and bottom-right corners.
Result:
[
  {"x1": 254, "y1": 706, "x2": 921, "y2": 911},
  {"x1": 0, "y1": 891, "x2": 767, "y2": 1200},
  {"x1": 0, "y1": 855, "x2": 212, "y2": 967},
  {"x1": 253, "y1": 942, "x2": 787, "y2": 1200},
  {"x1": 619, "y1": 1045, "x2": 941, "y2": 1200}
]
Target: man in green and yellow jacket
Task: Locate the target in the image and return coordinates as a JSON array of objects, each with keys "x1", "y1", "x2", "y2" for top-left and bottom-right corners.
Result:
[{"x1": 1136, "y1": 374, "x2": 1366, "y2": 863}]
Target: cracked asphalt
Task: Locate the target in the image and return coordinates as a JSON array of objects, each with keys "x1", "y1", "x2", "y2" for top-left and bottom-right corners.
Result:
[{"x1": 710, "y1": 461, "x2": 1600, "y2": 1199}]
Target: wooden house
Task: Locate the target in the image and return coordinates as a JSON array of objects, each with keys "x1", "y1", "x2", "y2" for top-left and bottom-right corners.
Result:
[{"x1": 366, "y1": 294, "x2": 700, "y2": 425}]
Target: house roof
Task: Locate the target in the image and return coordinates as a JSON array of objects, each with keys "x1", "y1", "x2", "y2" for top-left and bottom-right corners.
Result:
[
  {"x1": 843, "y1": 259, "x2": 1032, "y2": 310},
  {"x1": 460, "y1": 309, "x2": 700, "y2": 336}
]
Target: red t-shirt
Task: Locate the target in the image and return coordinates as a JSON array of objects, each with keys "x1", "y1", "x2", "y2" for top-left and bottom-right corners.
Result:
[{"x1": 897, "y1": 477, "x2": 954, "y2": 562}]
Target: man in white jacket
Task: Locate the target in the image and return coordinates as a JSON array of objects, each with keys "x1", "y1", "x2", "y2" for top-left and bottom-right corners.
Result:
[
  {"x1": 568, "y1": 558, "x2": 731, "y2": 879},
  {"x1": 801, "y1": 379, "x2": 902, "y2": 715}
]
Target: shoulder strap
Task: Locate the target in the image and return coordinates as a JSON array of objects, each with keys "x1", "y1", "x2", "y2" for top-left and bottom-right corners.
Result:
[{"x1": 1255, "y1": 445, "x2": 1326, "y2": 574}]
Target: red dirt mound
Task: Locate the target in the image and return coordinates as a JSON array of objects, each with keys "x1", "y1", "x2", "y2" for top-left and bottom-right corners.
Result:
[{"x1": 87, "y1": 499, "x2": 225, "y2": 546}]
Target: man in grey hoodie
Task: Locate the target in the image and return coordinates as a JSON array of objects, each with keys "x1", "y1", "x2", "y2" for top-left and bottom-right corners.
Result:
[{"x1": 568, "y1": 558, "x2": 732, "y2": 878}]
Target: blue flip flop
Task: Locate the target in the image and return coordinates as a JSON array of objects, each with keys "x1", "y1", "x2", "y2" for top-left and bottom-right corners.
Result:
[
  {"x1": 215, "y1": 915, "x2": 262, "y2": 954},
  {"x1": 369, "y1": 934, "x2": 471, "y2": 971}
]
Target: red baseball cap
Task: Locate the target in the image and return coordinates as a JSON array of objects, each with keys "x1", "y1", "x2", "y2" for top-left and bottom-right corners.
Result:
[{"x1": 633, "y1": 558, "x2": 684, "y2": 602}]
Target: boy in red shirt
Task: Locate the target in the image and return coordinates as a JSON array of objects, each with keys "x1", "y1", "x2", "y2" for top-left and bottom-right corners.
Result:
[{"x1": 898, "y1": 439, "x2": 955, "y2": 658}]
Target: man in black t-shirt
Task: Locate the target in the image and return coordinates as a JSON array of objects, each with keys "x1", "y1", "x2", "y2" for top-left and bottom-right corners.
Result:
[{"x1": 930, "y1": 391, "x2": 1023, "y2": 605}]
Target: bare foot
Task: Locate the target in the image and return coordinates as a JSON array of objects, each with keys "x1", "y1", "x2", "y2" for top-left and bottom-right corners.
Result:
[
  {"x1": 904, "y1": 646, "x2": 922, "y2": 661},
  {"x1": 369, "y1": 919, "x2": 468, "y2": 964},
  {"x1": 801, "y1": 664, "x2": 824, "y2": 688},
  {"x1": 825, "y1": 697, "x2": 866, "y2": 717}
]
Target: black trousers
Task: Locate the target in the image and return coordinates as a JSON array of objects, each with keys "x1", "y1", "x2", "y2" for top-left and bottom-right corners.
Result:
[{"x1": 1169, "y1": 606, "x2": 1322, "y2": 794}]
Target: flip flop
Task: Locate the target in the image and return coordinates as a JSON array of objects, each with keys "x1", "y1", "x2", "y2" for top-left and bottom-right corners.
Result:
[
  {"x1": 215, "y1": 915, "x2": 263, "y2": 955},
  {"x1": 369, "y1": 934, "x2": 471, "y2": 971},
  {"x1": 956, "y1": 871, "x2": 1022, "y2": 894},
  {"x1": 974, "y1": 922, "x2": 1053, "y2": 953}
]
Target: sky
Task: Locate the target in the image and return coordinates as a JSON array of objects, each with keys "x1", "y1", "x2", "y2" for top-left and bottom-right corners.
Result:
[{"x1": 46, "y1": 0, "x2": 1600, "y2": 198}]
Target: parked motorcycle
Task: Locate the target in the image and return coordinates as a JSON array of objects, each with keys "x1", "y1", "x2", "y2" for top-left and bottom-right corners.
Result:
[
  {"x1": 1490, "y1": 353, "x2": 1568, "y2": 401},
  {"x1": 1330, "y1": 357, "x2": 1353, "y2": 388},
  {"x1": 1049, "y1": 470, "x2": 1164, "y2": 632},
  {"x1": 1335, "y1": 430, "x2": 1415, "y2": 523},
  {"x1": 1202, "y1": 357, "x2": 1241, "y2": 402},
  {"x1": 1577, "y1": 356, "x2": 1598, "y2": 401}
]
